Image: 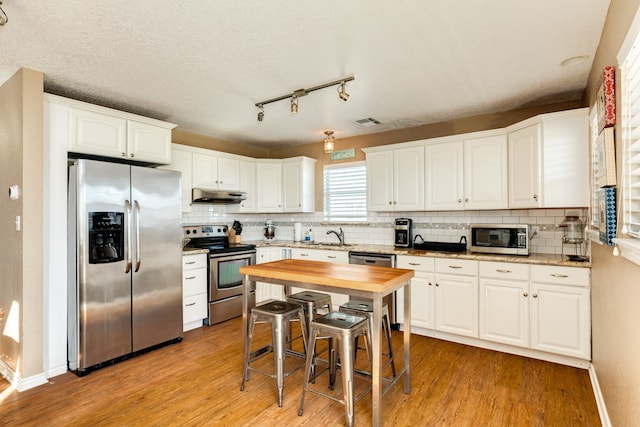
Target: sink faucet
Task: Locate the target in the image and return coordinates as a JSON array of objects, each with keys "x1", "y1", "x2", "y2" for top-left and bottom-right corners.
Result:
[{"x1": 326, "y1": 227, "x2": 344, "y2": 245}]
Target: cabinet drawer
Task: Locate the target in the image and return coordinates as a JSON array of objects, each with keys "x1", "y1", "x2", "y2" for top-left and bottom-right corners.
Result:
[
  {"x1": 479, "y1": 261, "x2": 529, "y2": 281},
  {"x1": 183, "y1": 254, "x2": 207, "y2": 270},
  {"x1": 531, "y1": 265, "x2": 590, "y2": 287},
  {"x1": 397, "y1": 256, "x2": 434, "y2": 272},
  {"x1": 435, "y1": 258, "x2": 478, "y2": 276},
  {"x1": 183, "y1": 293, "x2": 208, "y2": 324},
  {"x1": 183, "y1": 268, "x2": 207, "y2": 297}
]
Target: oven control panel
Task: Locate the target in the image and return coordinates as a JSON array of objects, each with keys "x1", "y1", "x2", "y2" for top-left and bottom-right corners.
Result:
[{"x1": 183, "y1": 225, "x2": 228, "y2": 238}]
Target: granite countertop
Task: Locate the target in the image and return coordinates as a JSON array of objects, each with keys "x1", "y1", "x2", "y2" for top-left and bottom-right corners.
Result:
[
  {"x1": 248, "y1": 240, "x2": 591, "y2": 268},
  {"x1": 182, "y1": 247, "x2": 209, "y2": 255}
]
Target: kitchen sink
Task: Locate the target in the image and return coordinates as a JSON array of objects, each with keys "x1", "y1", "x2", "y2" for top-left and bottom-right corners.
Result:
[{"x1": 314, "y1": 242, "x2": 355, "y2": 247}]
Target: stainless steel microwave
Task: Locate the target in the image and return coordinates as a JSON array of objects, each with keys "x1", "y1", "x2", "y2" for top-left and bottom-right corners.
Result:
[{"x1": 469, "y1": 224, "x2": 530, "y2": 256}]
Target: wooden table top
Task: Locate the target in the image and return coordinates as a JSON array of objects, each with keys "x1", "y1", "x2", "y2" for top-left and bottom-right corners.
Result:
[{"x1": 240, "y1": 258, "x2": 414, "y2": 294}]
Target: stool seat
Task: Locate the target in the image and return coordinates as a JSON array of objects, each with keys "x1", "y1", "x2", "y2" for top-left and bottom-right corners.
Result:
[
  {"x1": 339, "y1": 299, "x2": 397, "y2": 379},
  {"x1": 241, "y1": 300, "x2": 307, "y2": 407},
  {"x1": 298, "y1": 311, "x2": 371, "y2": 427}
]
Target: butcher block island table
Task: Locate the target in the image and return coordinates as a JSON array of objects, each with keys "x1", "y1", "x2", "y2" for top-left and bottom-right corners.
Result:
[{"x1": 240, "y1": 258, "x2": 415, "y2": 427}]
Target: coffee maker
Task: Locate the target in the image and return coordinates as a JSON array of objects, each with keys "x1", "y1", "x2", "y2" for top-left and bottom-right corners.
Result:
[{"x1": 394, "y1": 218, "x2": 412, "y2": 247}]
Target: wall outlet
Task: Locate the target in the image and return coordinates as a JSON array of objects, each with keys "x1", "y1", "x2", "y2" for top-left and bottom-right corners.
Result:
[{"x1": 532, "y1": 226, "x2": 540, "y2": 235}]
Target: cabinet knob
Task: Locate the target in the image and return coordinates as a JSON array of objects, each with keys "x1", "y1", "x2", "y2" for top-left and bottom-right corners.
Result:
[
  {"x1": 435, "y1": 283, "x2": 440, "y2": 287},
  {"x1": 388, "y1": 201, "x2": 392, "y2": 205},
  {"x1": 130, "y1": 153, "x2": 134, "y2": 158},
  {"x1": 465, "y1": 198, "x2": 469, "y2": 202},
  {"x1": 121, "y1": 152, "x2": 126, "y2": 157},
  {"x1": 532, "y1": 294, "x2": 538, "y2": 298},
  {"x1": 428, "y1": 282, "x2": 433, "y2": 286},
  {"x1": 533, "y1": 194, "x2": 538, "y2": 200},
  {"x1": 394, "y1": 201, "x2": 397, "y2": 204},
  {"x1": 458, "y1": 199, "x2": 462, "y2": 203},
  {"x1": 523, "y1": 292, "x2": 528, "y2": 297}
]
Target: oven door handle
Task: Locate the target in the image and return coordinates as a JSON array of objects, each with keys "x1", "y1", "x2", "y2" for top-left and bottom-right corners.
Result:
[
  {"x1": 125, "y1": 199, "x2": 132, "y2": 274},
  {"x1": 134, "y1": 200, "x2": 141, "y2": 272}
]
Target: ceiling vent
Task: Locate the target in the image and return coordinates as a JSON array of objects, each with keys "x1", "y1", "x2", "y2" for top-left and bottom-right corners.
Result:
[{"x1": 352, "y1": 117, "x2": 381, "y2": 128}]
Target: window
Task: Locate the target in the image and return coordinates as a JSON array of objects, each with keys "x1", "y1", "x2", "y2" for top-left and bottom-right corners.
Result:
[
  {"x1": 615, "y1": 7, "x2": 640, "y2": 265},
  {"x1": 323, "y1": 162, "x2": 367, "y2": 222}
]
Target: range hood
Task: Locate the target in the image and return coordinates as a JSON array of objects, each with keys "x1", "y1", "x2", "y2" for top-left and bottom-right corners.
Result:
[{"x1": 192, "y1": 188, "x2": 247, "y2": 204}]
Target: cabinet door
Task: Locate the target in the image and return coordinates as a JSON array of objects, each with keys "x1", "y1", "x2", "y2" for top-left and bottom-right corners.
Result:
[
  {"x1": 435, "y1": 273, "x2": 478, "y2": 337},
  {"x1": 159, "y1": 147, "x2": 193, "y2": 212},
  {"x1": 410, "y1": 271, "x2": 435, "y2": 330},
  {"x1": 237, "y1": 160, "x2": 256, "y2": 212},
  {"x1": 508, "y1": 124, "x2": 541, "y2": 208},
  {"x1": 394, "y1": 146, "x2": 425, "y2": 210},
  {"x1": 425, "y1": 141, "x2": 464, "y2": 210},
  {"x1": 479, "y1": 278, "x2": 529, "y2": 347},
  {"x1": 217, "y1": 157, "x2": 240, "y2": 190},
  {"x1": 366, "y1": 151, "x2": 394, "y2": 211},
  {"x1": 256, "y1": 162, "x2": 283, "y2": 212},
  {"x1": 192, "y1": 153, "x2": 219, "y2": 190},
  {"x1": 530, "y1": 282, "x2": 590, "y2": 359},
  {"x1": 256, "y1": 247, "x2": 285, "y2": 302},
  {"x1": 70, "y1": 108, "x2": 127, "y2": 158},
  {"x1": 464, "y1": 135, "x2": 508, "y2": 210},
  {"x1": 127, "y1": 120, "x2": 172, "y2": 164},
  {"x1": 283, "y1": 161, "x2": 302, "y2": 211}
]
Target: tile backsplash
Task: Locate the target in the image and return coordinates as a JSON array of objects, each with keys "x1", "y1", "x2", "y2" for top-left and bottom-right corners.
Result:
[{"x1": 182, "y1": 206, "x2": 589, "y2": 256}]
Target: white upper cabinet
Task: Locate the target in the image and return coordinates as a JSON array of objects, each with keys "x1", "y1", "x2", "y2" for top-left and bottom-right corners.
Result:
[
  {"x1": 236, "y1": 160, "x2": 256, "y2": 212},
  {"x1": 365, "y1": 146, "x2": 424, "y2": 211},
  {"x1": 256, "y1": 157, "x2": 315, "y2": 213},
  {"x1": 508, "y1": 108, "x2": 589, "y2": 208},
  {"x1": 425, "y1": 141, "x2": 464, "y2": 210},
  {"x1": 46, "y1": 93, "x2": 175, "y2": 164},
  {"x1": 158, "y1": 145, "x2": 193, "y2": 212},
  {"x1": 508, "y1": 124, "x2": 541, "y2": 208},
  {"x1": 425, "y1": 134, "x2": 507, "y2": 211},
  {"x1": 192, "y1": 153, "x2": 240, "y2": 191},
  {"x1": 464, "y1": 134, "x2": 508, "y2": 210}
]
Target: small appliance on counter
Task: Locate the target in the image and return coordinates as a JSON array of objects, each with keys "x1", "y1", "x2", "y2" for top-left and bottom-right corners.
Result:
[
  {"x1": 394, "y1": 218, "x2": 412, "y2": 247},
  {"x1": 469, "y1": 224, "x2": 529, "y2": 256},
  {"x1": 264, "y1": 219, "x2": 276, "y2": 240},
  {"x1": 560, "y1": 216, "x2": 588, "y2": 261},
  {"x1": 230, "y1": 220, "x2": 243, "y2": 243}
]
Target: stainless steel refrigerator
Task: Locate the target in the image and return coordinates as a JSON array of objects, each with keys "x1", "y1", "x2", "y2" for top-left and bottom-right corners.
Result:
[{"x1": 67, "y1": 159, "x2": 183, "y2": 374}]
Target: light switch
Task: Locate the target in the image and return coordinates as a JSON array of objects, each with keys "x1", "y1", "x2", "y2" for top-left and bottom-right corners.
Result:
[{"x1": 15, "y1": 215, "x2": 20, "y2": 231}]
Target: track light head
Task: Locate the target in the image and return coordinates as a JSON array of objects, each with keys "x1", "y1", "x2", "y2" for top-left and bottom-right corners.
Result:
[
  {"x1": 290, "y1": 96, "x2": 299, "y2": 114},
  {"x1": 257, "y1": 105, "x2": 264, "y2": 122},
  {"x1": 338, "y1": 82, "x2": 349, "y2": 102}
]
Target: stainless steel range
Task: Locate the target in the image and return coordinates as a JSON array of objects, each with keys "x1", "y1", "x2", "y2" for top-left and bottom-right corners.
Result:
[{"x1": 183, "y1": 225, "x2": 256, "y2": 325}]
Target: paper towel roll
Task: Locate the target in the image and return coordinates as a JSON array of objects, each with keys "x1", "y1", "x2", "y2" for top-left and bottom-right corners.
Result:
[{"x1": 293, "y1": 222, "x2": 302, "y2": 241}]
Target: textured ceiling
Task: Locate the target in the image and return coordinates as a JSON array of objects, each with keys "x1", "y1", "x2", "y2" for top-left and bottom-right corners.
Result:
[{"x1": 0, "y1": 1, "x2": 611, "y2": 149}]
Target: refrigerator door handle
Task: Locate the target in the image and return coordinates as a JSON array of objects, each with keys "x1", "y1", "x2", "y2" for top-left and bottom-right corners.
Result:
[
  {"x1": 134, "y1": 200, "x2": 141, "y2": 272},
  {"x1": 125, "y1": 199, "x2": 133, "y2": 273}
]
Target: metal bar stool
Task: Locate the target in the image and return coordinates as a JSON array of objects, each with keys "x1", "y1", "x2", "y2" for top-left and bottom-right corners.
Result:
[
  {"x1": 298, "y1": 311, "x2": 371, "y2": 427},
  {"x1": 240, "y1": 300, "x2": 307, "y2": 407},
  {"x1": 339, "y1": 299, "x2": 397, "y2": 378}
]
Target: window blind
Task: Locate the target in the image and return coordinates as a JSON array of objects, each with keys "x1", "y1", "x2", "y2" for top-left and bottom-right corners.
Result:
[
  {"x1": 323, "y1": 162, "x2": 367, "y2": 222},
  {"x1": 621, "y1": 38, "x2": 640, "y2": 237}
]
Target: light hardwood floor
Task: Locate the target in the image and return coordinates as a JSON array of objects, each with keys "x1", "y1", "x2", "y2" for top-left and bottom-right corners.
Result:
[{"x1": 0, "y1": 317, "x2": 600, "y2": 426}]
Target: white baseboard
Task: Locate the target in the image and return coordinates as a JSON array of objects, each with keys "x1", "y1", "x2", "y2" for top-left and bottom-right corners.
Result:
[
  {"x1": 589, "y1": 364, "x2": 611, "y2": 427},
  {"x1": 0, "y1": 359, "x2": 48, "y2": 392}
]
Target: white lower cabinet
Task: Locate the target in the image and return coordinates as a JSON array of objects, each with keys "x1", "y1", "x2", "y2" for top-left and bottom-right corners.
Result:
[
  {"x1": 434, "y1": 258, "x2": 479, "y2": 338},
  {"x1": 182, "y1": 253, "x2": 208, "y2": 331},
  {"x1": 397, "y1": 256, "x2": 478, "y2": 338},
  {"x1": 255, "y1": 247, "x2": 285, "y2": 303},
  {"x1": 530, "y1": 265, "x2": 591, "y2": 359},
  {"x1": 479, "y1": 262, "x2": 591, "y2": 360},
  {"x1": 400, "y1": 256, "x2": 591, "y2": 363},
  {"x1": 289, "y1": 248, "x2": 349, "y2": 309},
  {"x1": 479, "y1": 262, "x2": 530, "y2": 347}
]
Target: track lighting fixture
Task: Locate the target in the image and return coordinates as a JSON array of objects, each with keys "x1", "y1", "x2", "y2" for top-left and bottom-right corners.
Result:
[
  {"x1": 338, "y1": 82, "x2": 349, "y2": 102},
  {"x1": 254, "y1": 76, "x2": 354, "y2": 121},
  {"x1": 323, "y1": 130, "x2": 335, "y2": 154}
]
